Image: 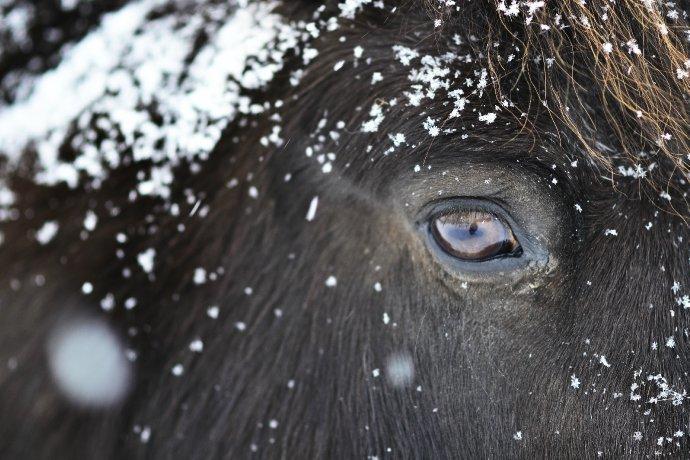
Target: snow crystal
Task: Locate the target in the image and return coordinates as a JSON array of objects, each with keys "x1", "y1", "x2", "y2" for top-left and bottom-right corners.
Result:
[
  {"x1": 81, "y1": 282, "x2": 93, "y2": 294},
  {"x1": 339, "y1": 0, "x2": 373, "y2": 19},
  {"x1": 207, "y1": 306, "x2": 220, "y2": 319},
  {"x1": 478, "y1": 112, "x2": 497, "y2": 124},
  {"x1": 382, "y1": 312, "x2": 390, "y2": 324},
  {"x1": 385, "y1": 352, "x2": 414, "y2": 388},
  {"x1": 139, "y1": 426, "x2": 152, "y2": 443},
  {"x1": 666, "y1": 336, "x2": 676, "y2": 348},
  {"x1": 171, "y1": 363, "x2": 184, "y2": 376},
  {"x1": 36, "y1": 221, "x2": 59, "y2": 245},
  {"x1": 305, "y1": 196, "x2": 319, "y2": 221},
  {"x1": 497, "y1": 1, "x2": 520, "y2": 17},
  {"x1": 389, "y1": 133, "x2": 406, "y2": 147},
  {"x1": 47, "y1": 317, "x2": 132, "y2": 407},
  {"x1": 626, "y1": 39, "x2": 642, "y2": 55},
  {"x1": 83, "y1": 210, "x2": 98, "y2": 232},
  {"x1": 137, "y1": 248, "x2": 156, "y2": 274},
  {"x1": 361, "y1": 103, "x2": 385, "y2": 132},
  {"x1": 100, "y1": 293, "x2": 115, "y2": 312},
  {"x1": 392, "y1": 45, "x2": 419, "y2": 66},
  {"x1": 124, "y1": 297, "x2": 137, "y2": 310},
  {"x1": 302, "y1": 47, "x2": 319, "y2": 64},
  {"x1": 423, "y1": 117, "x2": 440, "y2": 137},
  {"x1": 193, "y1": 268, "x2": 207, "y2": 285},
  {"x1": 189, "y1": 338, "x2": 204, "y2": 353}
]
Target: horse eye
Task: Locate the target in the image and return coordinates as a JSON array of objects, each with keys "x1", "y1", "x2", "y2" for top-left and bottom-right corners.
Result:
[{"x1": 430, "y1": 210, "x2": 521, "y2": 261}]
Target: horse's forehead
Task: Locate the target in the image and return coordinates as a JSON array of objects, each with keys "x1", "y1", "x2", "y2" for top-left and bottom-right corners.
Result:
[{"x1": 0, "y1": 1, "x2": 689, "y2": 211}]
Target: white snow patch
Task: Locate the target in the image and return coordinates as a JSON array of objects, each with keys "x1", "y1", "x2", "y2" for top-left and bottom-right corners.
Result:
[
  {"x1": 478, "y1": 112, "x2": 497, "y2": 124},
  {"x1": 0, "y1": 1, "x2": 288, "y2": 197},
  {"x1": 361, "y1": 103, "x2": 385, "y2": 132},
  {"x1": 0, "y1": 0, "x2": 152, "y2": 160}
]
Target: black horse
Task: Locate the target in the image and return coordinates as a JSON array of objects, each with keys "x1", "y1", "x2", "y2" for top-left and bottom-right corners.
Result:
[{"x1": 1, "y1": 0, "x2": 689, "y2": 457}]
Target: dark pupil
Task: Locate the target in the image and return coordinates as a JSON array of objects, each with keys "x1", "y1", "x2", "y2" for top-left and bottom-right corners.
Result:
[{"x1": 431, "y1": 211, "x2": 519, "y2": 261}]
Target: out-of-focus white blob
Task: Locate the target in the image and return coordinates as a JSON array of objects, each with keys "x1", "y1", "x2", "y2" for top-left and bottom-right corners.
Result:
[
  {"x1": 47, "y1": 317, "x2": 132, "y2": 408},
  {"x1": 385, "y1": 352, "x2": 415, "y2": 388}
]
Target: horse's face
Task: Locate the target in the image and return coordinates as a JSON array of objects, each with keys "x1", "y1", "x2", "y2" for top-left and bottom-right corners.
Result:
[
  {"x1": 1, "y1": 1, "x2": 689, "y2": 458},
  {"x1": 185, "y1": 5, "x2": 687, "y2": 456}
]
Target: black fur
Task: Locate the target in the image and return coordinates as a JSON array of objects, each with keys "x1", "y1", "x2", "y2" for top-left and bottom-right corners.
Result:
[{"x1": 1, "y1": 1, "x2": 689, "y2": 458}]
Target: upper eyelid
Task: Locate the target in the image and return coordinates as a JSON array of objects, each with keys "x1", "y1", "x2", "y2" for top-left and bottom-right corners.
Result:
[
  {"x1": 432, "y1": 207, "x2": 512, "y2": 226},
  {"x1": 416, "y1": 197, "x2": 515, "y2": 226}
]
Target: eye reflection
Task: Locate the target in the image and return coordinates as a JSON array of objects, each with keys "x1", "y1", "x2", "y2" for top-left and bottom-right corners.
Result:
[{"x1": 430, "y1": 210, "x2": 521, "y2": 261}]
